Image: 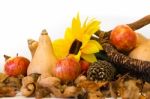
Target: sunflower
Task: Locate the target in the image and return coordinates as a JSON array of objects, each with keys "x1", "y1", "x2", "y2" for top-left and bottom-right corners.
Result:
[{"x1": 52, "y1": 14, "x2": 103, "y2": 63}]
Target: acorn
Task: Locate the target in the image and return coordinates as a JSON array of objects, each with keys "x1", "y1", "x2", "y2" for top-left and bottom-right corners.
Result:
[{"x1": 87, "y1": 60, "x2": 116, "y2": 81}]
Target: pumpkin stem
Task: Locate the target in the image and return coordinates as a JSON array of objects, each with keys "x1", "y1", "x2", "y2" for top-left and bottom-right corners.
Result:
[{"x1": 4, "y1": 55, "x2": 11, "y2": 61}]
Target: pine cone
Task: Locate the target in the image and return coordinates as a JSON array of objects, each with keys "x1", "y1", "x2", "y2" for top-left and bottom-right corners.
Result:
[{"x1": 87, "y1": 60, "x2": 116, "y2": 81}]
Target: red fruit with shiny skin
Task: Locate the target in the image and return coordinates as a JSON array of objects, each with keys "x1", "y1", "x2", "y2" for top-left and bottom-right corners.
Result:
[
  {"x1": 79, "y1": 60, "x2": 90, "y2": 73},
  {"x1": 52, "y1": 57, "x2": 81, "y2": 81},
  {"x1": 4, "y1": 56, "x2": 30, "y2": 76},
  {"x1": 110, "y1": 25, "x2": 137, "y2": 52}
]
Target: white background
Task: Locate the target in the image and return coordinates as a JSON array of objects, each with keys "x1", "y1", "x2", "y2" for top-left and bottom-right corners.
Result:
[{"x1": 0, "y1": 0, "x2": 150, "y2": 72}]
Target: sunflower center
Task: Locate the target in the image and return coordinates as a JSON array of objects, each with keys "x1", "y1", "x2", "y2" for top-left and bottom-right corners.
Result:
[{"x1": 69, "y1": 39, "x2": 82, "y2": 55}]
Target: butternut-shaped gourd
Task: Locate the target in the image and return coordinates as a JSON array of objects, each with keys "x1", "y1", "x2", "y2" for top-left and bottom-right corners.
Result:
[
  {"x1": 136, "y1": 33, "x2": 148, "y2": 47},
  {"x1": 27, "y1": 29, "x2": 57, "y2": 75},
  {"x1": 129, "y1": 40, "x2": 150, "y2": 61},
  {"x1": 27, "y1": 39, "x2": 38, "y2": 57}
]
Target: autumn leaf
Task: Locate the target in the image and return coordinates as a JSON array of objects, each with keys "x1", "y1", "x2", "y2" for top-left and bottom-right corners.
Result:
[{"x1": 78, "y1": 80, "x2": 108, "y2": 92}]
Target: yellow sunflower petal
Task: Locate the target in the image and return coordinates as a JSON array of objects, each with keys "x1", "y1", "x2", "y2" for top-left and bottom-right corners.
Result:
[
  {"x1": 72, "y1": 14, "x2": 81, "y2": 35},
  {"x1": 86, "y1": 18, "x2": 100, "y2": 30},
  {"x1": 68, "y1": 51, "x2": 81, "y2": 62},
  {"x1": 81, "y1": 34, "x2": 90, "y2": 48},
  {"x1": 81, "y1": 53, "x2": 97, "y2": 63},
  {"x1": 80, "y1": 19, "x2": 100, "y2": 46},
  {"x1": 52, "y1": 39, "x2": 70, "y2": 59},
  {"x1": 64, "y1": 27, "x2": 74, "y2": 43},
  {"x1": 90, "y1": 40, "x2": 103, "y2": 50},
  {"x1": 81, "y1": 40, "x2": 102, "y2": 54},
  {"x1": 85, "y1": 19, "x2": 100, "y2": 36},
  {"x1": 83, "y1": 17, "x2": 88, "y2": 29}
]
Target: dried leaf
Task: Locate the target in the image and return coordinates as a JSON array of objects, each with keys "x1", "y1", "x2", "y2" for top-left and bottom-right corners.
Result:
[
  {"x1": 139, "y1": 95, "x2": 146, "y2": 99},
  {"x1": 120, "y1": 80, "x2": 140, "y2": 99},
  {"x1": 87, "y1": 91, "x2": 103, "y2": 99},
  {"x1": 0, "y1": 86, "x2": 16, "y2": 97},
  {"x1": 0, "y1": 73, "x2": 8, "y2": 82},
  {"x1": 78, "y1": 80, "x2": 108, "y2": 92},
  {"x1": 142, "y1": 82, "x2": 150, "y2": 93}
]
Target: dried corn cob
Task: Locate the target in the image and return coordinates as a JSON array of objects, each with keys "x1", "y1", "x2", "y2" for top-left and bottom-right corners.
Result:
[{"x1": 102, "y1": 43, "x2": 150, "y2": 82}]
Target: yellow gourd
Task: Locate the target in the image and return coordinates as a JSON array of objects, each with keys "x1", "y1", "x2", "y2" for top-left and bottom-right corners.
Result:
[
  {"x1": 129, "y1": 40, "x2": 150, "y2": 61},
  {"x1": 27, "y1": 39, "x2": 38, "y2": 57},
  {"x1": 27, "y1": 29, "x2": 57, "y2": 75},
  {"x1": 136, "y1": 33, "x2": 148, "y2": 47}
]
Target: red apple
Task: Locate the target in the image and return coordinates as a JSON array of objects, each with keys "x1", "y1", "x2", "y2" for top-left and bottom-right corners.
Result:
[
  {"x1": 52, "y1": 57, "x2": 81, "y2": 81},
  {"x1": 4, "y1": 55, "x2": 30, "y2": 76},
  {"x1": 110, "y1": 25, "x2": 137, "y2": 52},
  {"x1": 79, "y1": 60, "x2": 90, "y2": 74}
]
